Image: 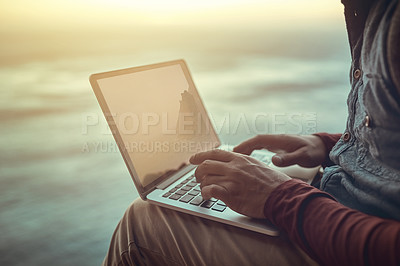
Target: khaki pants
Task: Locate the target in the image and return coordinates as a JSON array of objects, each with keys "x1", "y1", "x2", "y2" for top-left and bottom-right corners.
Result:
[{"x1": 103, "y1": 198, "x2": 317, "y2": 266}]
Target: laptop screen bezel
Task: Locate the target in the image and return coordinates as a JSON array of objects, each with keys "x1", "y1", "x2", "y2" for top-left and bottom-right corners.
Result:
[{"x1": 89, "y1": 59, "x2": 221, "y2": 198}]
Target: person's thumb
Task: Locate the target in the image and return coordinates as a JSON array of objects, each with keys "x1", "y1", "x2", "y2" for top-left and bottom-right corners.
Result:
[{"x1": 272, "y1": 149, "x2": 303, "y2": 167}]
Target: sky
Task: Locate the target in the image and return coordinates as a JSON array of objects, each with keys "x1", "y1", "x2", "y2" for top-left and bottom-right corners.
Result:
[
  {"x1": 0, "y1": 0, "x2": 347, "y2": 67},
  {"x1": 0, "y1": 0, "x2": 343, "y2": 32}
]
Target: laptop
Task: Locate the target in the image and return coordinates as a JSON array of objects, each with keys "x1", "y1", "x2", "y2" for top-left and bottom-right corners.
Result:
[{"x1": 89, "y1": 59, "x2": 320, "y2": 236}]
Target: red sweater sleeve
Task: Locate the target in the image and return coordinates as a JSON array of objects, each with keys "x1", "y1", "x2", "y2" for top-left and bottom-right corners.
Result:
[
  {"x1": 313, "y1": 132, "x2": 342, "y2": 167},
  {"x1": 264, "y1": 179, "x2": 400, "y2": 266}
]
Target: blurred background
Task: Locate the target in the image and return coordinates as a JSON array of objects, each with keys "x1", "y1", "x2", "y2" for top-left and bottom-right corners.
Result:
[{"x1": 1, "y1": 0, "x2": 351, "y2": 265}]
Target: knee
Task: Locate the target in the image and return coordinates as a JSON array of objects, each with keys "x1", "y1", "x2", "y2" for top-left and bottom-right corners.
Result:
[
  {"x1": 121, "y1": 198, "x2": 176, "y2": 236},
  {"x1": 122, "y1": 198, "x2": 154, "y2": 229},
  {"x1": 125, "y1": 198, "x2": 147, "y2": 216}
]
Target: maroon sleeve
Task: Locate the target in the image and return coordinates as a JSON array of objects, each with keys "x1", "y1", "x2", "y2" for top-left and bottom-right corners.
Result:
[
  {"x1": 313, "y1": 132, "x2": 342, "y2": 167},
  {"x1": 264, "y1": 179, "x2": 400, "y2": 266}
]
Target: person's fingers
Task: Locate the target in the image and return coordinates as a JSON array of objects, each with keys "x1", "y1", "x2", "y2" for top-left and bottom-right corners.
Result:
[
  {"x1": 272, "y1": 148, "x2": 306, "y2": 167},
  {"x1": 200, "y1": 174, "x2": 232, "y2": 188},
  {"x1": 201, "y1": 184, "x2": 229, "y2": 202},
  {"x1": 190, "y1": 149, "x2": 235, "y2": 165},
  {"x1": 233, "y1": 135, "x2": 269, "y2": 155},
  {"x1": 194, "y1": 160, "x2": 228, "y2": 182},
  {"x1": 233, "y1": 134, "x2": 296, "y2": 155}
]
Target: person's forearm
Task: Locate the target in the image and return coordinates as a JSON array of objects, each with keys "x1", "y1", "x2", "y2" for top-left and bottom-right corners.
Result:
[{"x1": 264, "y1": 179, "x2": 400, "y2": 265}]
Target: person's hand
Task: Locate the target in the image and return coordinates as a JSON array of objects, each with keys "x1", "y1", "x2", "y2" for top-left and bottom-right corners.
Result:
[
  {"x1": 189, "y1": 149, "x2": 290, "y2": 219},
  {"x1": 233, "y1": 134, "x2": 327, "y2": 168}
]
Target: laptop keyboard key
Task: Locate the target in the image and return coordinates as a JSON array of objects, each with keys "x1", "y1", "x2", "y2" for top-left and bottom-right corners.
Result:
[
  {"x1": 179, "y1": 195, "x2": 194, "y2": 203},
  {"x1": 188, "y1": 190, "x2": 199, "y2": 196},
  {"x1": 175, "y1": 189, "x2": 187, "y2": 195},
  {"x1": 169, "y1": 194, "x2": 182, "y2": 200},
  {"x1": 163, "y1": 192, "x2": 171, "y2": 197},
  {"x1": 190, "y1": 196, "x2": 204, "y2": 206},
  {"x1": 211, "y1": 204, "x2": 226, "y2": 212},
  {"x1": 181, "y1": 185, "x2": 192, "y2": 191},
  {"x1": 216, "y1": 200, "x2": 226, "y2": 206},
  {"x1": 175, "y1": 184, "x2": 183, "y2": 189},
  {"x1": 201, "y1": 200, "x2": 215, "y2": 209},
  {"x1": 186, "y1": 182, "x2": 196, "y2": 187},
  {"x1": 169, "y1": 188, "x2": 177, "y2": 193}
]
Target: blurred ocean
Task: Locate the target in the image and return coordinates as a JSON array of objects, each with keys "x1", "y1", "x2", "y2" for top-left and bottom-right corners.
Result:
[{"x1": 1, "y1": 23, "x2": 351, "y2": 265}]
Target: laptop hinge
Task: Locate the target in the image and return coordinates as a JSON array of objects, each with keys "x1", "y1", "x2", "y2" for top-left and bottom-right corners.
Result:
[{"x1": 157, "y1": 164, "x2": 196, "y2": 190}]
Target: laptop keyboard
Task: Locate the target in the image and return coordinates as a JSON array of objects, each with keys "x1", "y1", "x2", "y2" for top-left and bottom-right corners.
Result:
[
  {"x1": 161, "y1": 151, "x2": 272, "y2": 213},
  {"x1": 162, "y1": 175, "x2": 227, "y2": 212}
]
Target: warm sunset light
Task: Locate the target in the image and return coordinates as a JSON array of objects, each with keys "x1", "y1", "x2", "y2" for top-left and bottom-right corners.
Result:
[
  {"x1": 1, "y1": 0, "x2": 355, "y2": 265},
  {"x1": 0, "y1": 0, "x2": 341, "y2": 31}
]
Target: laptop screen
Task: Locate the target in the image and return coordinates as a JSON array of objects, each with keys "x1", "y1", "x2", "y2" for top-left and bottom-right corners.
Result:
[{"x1": 94, "y1": 61, "x2": 219, "y2": 190}]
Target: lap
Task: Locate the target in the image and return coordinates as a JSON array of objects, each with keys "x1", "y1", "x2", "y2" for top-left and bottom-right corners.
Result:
[{"x1": 103, "y1": 198, "x2": 317, "y2": 266}]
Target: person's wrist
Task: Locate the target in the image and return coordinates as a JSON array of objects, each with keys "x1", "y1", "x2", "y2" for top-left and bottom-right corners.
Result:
[
  {"x1": 263, "y1": 178, "x2": 294, "y2": 219},
  {"x1": 263, "y1": 175, "x2": 291, "y2": 218},
  {"x1": 311, "y1": 133, "x2": 334, "y2": 167},
  {"x1": 308, "y1": 134, "x2": 328, "y2": 164}
]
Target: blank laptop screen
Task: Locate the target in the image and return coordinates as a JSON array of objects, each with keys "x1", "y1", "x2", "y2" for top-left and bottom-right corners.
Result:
[{"x1": 96, "y1": 62, "x2": 219, "y2": 187}]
